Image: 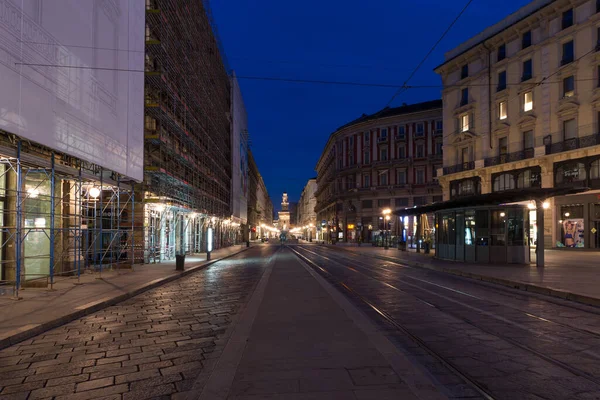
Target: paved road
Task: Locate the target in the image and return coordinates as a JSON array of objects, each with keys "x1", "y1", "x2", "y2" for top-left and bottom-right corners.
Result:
[
  {"x1": 0, "y1": 246, "x2": 277, "y2": 400},
  {"x1": 292, "y1": 244, "x2": 600, "y2": 400}
]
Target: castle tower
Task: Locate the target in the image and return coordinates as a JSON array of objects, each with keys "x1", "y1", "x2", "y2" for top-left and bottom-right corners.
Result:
[{"x1": 278, "y1": 192, "x2": 290, "y2": 232}]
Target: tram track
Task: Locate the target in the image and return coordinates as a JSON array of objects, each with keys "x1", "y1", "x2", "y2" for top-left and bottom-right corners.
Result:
[
  {"x1": 290, "y1": 244, "x2": 600, "y2": 400},
  {"x1": 307, "y1": 244, "x2": 600, "y2": 338}
]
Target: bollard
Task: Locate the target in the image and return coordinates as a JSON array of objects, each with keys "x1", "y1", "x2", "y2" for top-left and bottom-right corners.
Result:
[
  {"x1": 207, "y1": 251, "x2": 211, "y2": 261},
  {"x1": 175, "y1": 254, "x2": 185, "y2": 271}
]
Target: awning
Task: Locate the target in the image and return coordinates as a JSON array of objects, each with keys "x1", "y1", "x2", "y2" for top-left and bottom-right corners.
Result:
[{"x1": 394, "y1": 186, "x2": 589, "y2": 216}]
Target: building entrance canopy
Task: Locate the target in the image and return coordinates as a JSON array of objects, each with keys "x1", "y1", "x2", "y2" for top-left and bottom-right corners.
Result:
[{"x1": 393, "y1": 187, "x2": 589, "y2": 267}]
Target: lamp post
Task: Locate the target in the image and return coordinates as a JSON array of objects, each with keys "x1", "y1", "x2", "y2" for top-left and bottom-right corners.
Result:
[{"x1": 382, "y1": 208, "x2": 392, "y2": 250}]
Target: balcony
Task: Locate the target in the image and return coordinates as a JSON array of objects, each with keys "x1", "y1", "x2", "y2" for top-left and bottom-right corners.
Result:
[
  {"x1": 443, "y1": 161, "x2": 475, "y2": 175},
  {"x1": 378, "y1": 136, "x2": 388, "y2": 143},
  {"x1": 547, "y1": 133, "x2": 600, "y2": 154},
  {"x1": 433, "y1": 130, "x2": 443, "y2": 137},
  {"x1": 395, "y1": 134, "x2": 406, "y2": 141},
  {"x1": 484, "y1": 148, "x2": 534, "y2": 167}
]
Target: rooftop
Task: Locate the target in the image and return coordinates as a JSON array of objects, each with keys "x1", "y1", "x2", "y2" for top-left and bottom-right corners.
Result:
[
  {"x1": 436, "y1": 0, "x2": 554, "y2": 70},
  {"x1": 335, "y1": 99, "x2": 443, "y2": 132}
]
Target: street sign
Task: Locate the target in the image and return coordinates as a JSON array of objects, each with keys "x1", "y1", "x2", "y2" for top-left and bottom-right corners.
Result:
[
  {"x1": 592, "y1": 227, "x2": 597, "y2": 234},
  {"x1": 321, "y1": 220, "x2": 326, "y2": 226}
]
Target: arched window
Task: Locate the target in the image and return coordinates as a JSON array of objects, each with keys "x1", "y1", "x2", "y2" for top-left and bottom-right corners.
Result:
[
  {"x1": 590, "y1": 159, "x2": 600, "y2": 180},
  {"x1": 555, "y1": 162, "x2": 586, "y2": 185},
  {"x1": 493, "y1": 173, "x2": 515, "y2": 192},
  {"x1": 516, "y1": 169, "x2": 541, "y2": 189}
]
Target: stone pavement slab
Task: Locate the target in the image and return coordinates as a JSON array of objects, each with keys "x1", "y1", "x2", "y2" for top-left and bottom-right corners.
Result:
[
  {"x1": 0, "y1": 245, "x2": 275, "y2": 400},
  {"x1": 330, "y1": 245, "x2": 600, "y2": 306},
  {"x1": 0, "y1": 244, "x2": 254, "y2": 350},
  {"x1": 195, "y1": 247, "x2": 447, "y2": 400}
]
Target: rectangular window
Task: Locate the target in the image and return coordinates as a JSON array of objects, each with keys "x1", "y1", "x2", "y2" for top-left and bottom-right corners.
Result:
[
  {"x1": 349, "y1": 154, "x2": 354, "y2": 165},
  {"x1": 416, "y1": 123, "x2": 424, "y2": 136},
  {"x1": 497, "y1": 70, "x2": 507, "y2": 91},
  {"x1": 563, "y1": 75, "x2": 575, "y2": 97},
  {"x1": 562, "y1": 8, "x2": 573, "y2": 30},
  {"x1": 378, "y1": 198, "x2": 391, "y2": 208},
  {"x1": 380, "y1": 148, "x2": 388, "y2": 161},
  {"x1": 522, "y1": 59, "x2": 532, "y2": 81},
  {"x1": 435, "y1": 120, "x2": 443, "y2": 134},
  {"x1": 380, "y1": 128, "x2": 388, "y2": 138},
  {"x1": 396, "y1": 169, "x2": 406, "y2": 185},
  {"x1": 416, "y1": 170, "x2": 425, "y2": 185},
  {"x1": 362, "y1": 199, "x2": 373, "y2": 209},
  {"x1": 523, "y1": 130, "x2": 534, "y2": 150},
  {"x1": 416, "y1": 144, "x2": 425, "y2": 158},
  {"x1": 364, "y1": 174, "x2": 371, "y2": 188},
  {"x1": 414, "y1": 196, "x2": 427, "y2": 206},
  {"x1": 499, "y1": 101, "x2": 507, "y2": 120},
  {"x1": 380, "y1": 171, "x2": 388, "y2": 186},
  {"x1": 460, "y1": 88, "x2": 469, "y2": 106},
  {"x1": 461, "y1": 147, "x2": 469, "y2": 164},
  {"x1": 564, "y1": 118, "x2": 577, "y2": 140},
  {"x1": 397, "y1": 126, "x2": 406, "y2": 139},
  {"x1": 522, "y1": 30, "x2": 532, "y2": 49},
  {"x1": 349, "y1": 136, "x2": 354, "y2": 145},
  {"x1": 397, "y1": 145, "x2": 406, "y2": 159},
  {"x1": 364, "y1": 132, "x2": 370, "y2": 143},
  {"x1": 562, "y1": 40, "x2": 574, "y2": 64},
  {"x1": 461, "y1": 114, "x2": 469, "y2": 132},
  {"x1": 499, "y1": 137, "x2": 508, "y2": 156},
  {"x1": 461, "y1": 64, "x2": 469, "y2": 79},
  {"x1": 435, "y1": 141, "x2": 443, "y2": 155},
  {"x1": 524, "y1": 91, "x2": 533, "y2": 112},
  {"x1": 395, "y1": 198, "x2": 409, "y2": 207},
  {"x1": 363, "y1": 150, "x2": 370, "y2": 164},
  {"x1": 497, "y1": 44, "x2": 506, "y2": 61}
]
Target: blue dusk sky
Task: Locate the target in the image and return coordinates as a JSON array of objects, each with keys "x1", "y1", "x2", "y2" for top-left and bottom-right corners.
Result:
[{"x1": 211, "y1": 0, "x2": 531, "y2": 210}]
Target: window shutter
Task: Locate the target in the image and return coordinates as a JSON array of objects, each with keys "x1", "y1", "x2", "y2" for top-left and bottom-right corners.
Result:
[{"x1": 469, "y1": 113, "x2": 475, "y2": 130}]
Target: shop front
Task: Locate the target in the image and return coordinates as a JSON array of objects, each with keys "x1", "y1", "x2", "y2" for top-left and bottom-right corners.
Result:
[
  {"x1": 553, "y1": 156, "x2": 600, "y2": 249},
  {"x1": 554, "y1": 193, "x2": 600, "y2": 249}
]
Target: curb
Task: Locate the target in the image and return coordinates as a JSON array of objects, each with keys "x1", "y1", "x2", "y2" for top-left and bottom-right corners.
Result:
[
  {"x1": 0, "y1": 246, "x2": 254, "y2": 351},
  {"x1": 332, "y1": 246, "x2": 600, "y2": 308}
]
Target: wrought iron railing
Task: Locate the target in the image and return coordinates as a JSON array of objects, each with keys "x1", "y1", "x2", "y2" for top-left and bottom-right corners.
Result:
[
  {"x1": 547, "y1": 133, "x2": 600, "y2": 154},
  {"x1": 484, "y1": 148, "x2": 534, "y2": 167},
  {"x1": 443, "y1": 161, "x2": 474, "y2": 175}
]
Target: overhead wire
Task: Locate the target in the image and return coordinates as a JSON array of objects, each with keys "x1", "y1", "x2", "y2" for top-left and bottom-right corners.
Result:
[{"x1": 381, "y1": 0, "x2": 475, "y2": 109}]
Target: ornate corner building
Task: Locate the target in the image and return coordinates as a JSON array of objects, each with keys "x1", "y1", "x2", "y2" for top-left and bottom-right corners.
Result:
[
  {"x1": 315, "y1": 101, "x2": 443, "y2": 244},
  {"x1": 435, "y1": 0, "x2": 600, "y2": 250}
]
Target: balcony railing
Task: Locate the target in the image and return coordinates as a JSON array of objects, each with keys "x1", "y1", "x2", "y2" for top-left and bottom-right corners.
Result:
[
  {"x1": 443, "y1": 161, "x2": 474, "y2": 175},
  {"x1": 378, "y1": 136, "x2": 388, "y2": 143},
  {"x1": 547, "y1": 133, "x2": 600, "y2": 154},
  {"x1": 484, "y1": 148, "x2": 534, "y2": 167}
]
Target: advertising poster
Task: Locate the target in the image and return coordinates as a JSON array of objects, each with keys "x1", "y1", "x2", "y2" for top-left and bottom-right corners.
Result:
[{"x1": 562, "y1": 219, "x2": 585, "y2": 248}]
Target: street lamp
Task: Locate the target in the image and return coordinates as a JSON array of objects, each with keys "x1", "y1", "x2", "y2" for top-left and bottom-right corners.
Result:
[{"x1": 382, "y1": 208, "x2": 392, "y2": 250}]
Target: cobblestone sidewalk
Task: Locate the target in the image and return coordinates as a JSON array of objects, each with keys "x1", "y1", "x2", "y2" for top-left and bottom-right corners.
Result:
[{"x1": 0, "y1": 246, "x2": 277, "y2": 400}]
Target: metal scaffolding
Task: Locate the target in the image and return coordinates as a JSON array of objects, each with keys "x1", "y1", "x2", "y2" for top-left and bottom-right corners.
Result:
[
  {"x1": 0, "y1": 137, "x2": 138, "y2": 298},
  {"x1": 143, "y1": 0, "x2": 231, "y2": 215}
]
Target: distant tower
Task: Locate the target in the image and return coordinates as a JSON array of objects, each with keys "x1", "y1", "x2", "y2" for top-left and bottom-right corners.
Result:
[{"x1": 278, "y1": 192, "x2": 291, "y2": 232}]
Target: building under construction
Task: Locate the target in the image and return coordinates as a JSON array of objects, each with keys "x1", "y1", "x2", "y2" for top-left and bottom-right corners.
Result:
[{"x1": 144, "y1": 0, "x2": 237, "y2": 262}]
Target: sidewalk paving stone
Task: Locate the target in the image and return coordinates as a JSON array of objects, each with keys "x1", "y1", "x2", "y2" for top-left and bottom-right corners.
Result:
[{"x1": 0, "y1": 244, "x2": 254, "y2": 350}]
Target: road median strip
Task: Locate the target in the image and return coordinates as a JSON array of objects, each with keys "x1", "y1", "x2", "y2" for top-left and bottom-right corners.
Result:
[{"x1": 0, "y1": 246, "x2": 253, "y2": 351}]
